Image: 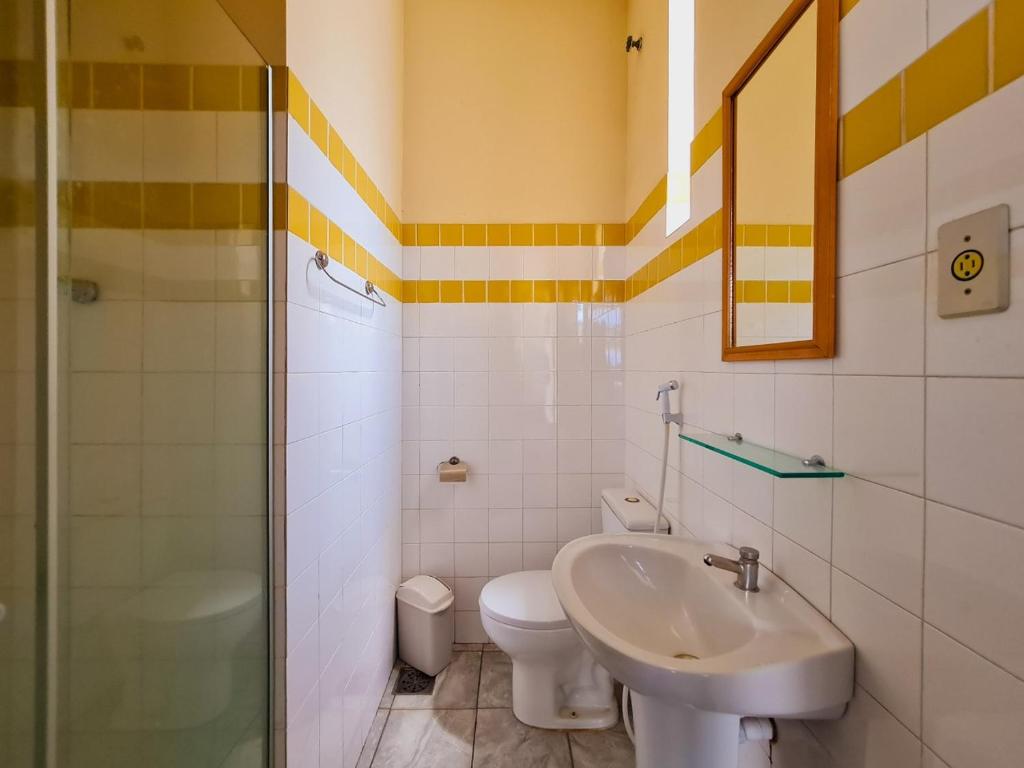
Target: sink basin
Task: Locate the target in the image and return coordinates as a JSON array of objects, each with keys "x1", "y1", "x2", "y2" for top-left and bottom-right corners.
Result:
[{"x1": 552, "y1": 534, "x2": 854, "y2": 768}]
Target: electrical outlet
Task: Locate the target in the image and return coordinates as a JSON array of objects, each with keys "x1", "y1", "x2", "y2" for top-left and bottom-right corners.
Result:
[{"x1": 937, "y1": 205, "x2": 1010, "y2": 318}]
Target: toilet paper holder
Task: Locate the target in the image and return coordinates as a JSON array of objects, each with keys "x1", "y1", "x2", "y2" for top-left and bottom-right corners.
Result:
[{"x1": 437, "y1": 456, "x2": 468, "y2": 482}]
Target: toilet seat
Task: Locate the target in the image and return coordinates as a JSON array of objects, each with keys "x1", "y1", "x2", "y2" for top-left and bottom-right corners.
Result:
[{"x1": 479, "y1": 570, "x2": 570, "y2": 631}]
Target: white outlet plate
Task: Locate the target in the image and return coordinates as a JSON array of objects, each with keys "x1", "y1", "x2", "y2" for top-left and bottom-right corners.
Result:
[{"x1": 937, "y1": 205, "x2": 1010, "y2": 319}]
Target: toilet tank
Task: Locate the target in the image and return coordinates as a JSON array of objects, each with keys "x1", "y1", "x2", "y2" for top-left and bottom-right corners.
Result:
[{"x1": 599, "y1": 488, "x2": 669, "y2": 534}]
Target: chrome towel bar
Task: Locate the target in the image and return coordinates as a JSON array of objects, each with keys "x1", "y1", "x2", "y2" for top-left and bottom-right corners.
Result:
[{"x1": 314, "y1": 250, "x2": 386, "y2": 307}]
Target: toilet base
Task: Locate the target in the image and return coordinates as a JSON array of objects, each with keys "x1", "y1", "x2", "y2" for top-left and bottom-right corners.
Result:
[
  {"x1": 481, "y1": 612, "x2": 618, "y2": 731},
  {"x1": 512, "y1": 660, "x2": 618, "y2": 730}
]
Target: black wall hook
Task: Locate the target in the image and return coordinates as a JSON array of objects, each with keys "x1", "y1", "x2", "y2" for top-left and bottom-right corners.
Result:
[{"x1": 625, "y1": 35, "x2": 643, "y2": 53}]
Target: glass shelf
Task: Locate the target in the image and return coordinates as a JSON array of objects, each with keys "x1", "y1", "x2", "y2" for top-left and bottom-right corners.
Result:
[{"x1": 679, "y1": 430, "x2": 845, "y2": 478}]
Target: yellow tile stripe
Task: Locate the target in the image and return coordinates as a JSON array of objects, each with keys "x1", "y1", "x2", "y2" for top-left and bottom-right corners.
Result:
[
  {"x1": 626, "y1": 209, "x2": 723, "y2": 301},
  {"x1": 0, "y1": 60, "x2": 35, "y2": 107},
  {"x1": 995, "y1": 0, "x2": 1024, "y2": 88},
  {"x1": 735, "y1": 223, "x2": 813, "y2": 247},
  {"x1": 65, "y1": 180, "x2": 266, "y2": 230},
  {"x1": 400, "y1": 222, "x2": 626, "y2": 247},
  {"x1": 4, "y1": 61, "x2": 269, "y2": 111},
  {"x1": 842, "y1": 75, "x2": 902, "y2": 177},
  {"x1": 622, "y1": 215, "x2": 811, "y2": 304},
  {"x1": 690, "y1": 107, "x2": 723, "y2": 175},
  {"x1": 287, "y1": 70, "x2": 403, "y2": 244},
  {"x1": 842, "y1": 3, "x2": 1021, "y2": 177},
  {"x1": 625, "y1": 175, "x2": 668, "y2": 243},
  {"x1": 0, "y1": 179, "x2": 35, "y2": 226},
  {"x1": 736, "y1": 280, "x2": 814, "y2": 304},
  {"x1": 401, "y1": 279, "x2": 625, "y2": 304},
  {"x1": 904, "y1": 10, "x2": 988, "y2": 141},
  {"x1": 287, "y1": 186, "x2": 402, "y2": 300}
]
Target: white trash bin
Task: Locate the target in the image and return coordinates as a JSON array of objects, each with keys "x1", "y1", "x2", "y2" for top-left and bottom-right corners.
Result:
[{"x1": 396, "y1": 575, "x2": 454, "y2": 676}]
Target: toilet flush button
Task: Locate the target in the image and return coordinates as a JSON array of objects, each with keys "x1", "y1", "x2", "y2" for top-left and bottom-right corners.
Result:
[{"x1": 937, "y1": 204, "x2": 1010, "y2": 318}]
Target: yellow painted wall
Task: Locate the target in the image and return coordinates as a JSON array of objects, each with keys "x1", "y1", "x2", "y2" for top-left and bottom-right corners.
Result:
[
  {"x1": 693, "y1": 0, "x2": 790, "y2": 127},
  {"x1": 68, "y1": 0, "x2": 265, "y2": 64},
  {"x1": 287, "y1": 0, "x2": 404, "y2": 207},
  {"x1": 624, "y1": 0, "x2": 789, "y2": 217},
  {"x1": 624, "y1": 0, "x2": 667, "y2": 217},
  {"x1": 402, "y1": 0, "x2": 626, "y2": 223},
  {"x1": 735, "y1": 3, "x2": 816, "y2": 224},
  {"x1": 217, "y1": 0, "x2": 286, "y2": 65}
]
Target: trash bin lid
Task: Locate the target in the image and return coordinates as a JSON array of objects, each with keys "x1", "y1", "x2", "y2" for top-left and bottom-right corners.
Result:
[{"x1": 397, "y1": 575, "x2": 454, "y2": 614}]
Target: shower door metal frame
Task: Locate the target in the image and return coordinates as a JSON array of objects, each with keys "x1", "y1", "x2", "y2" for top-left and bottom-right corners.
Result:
[
  {"x1": 264, "y1": 64, "x2": 277, "y2": 768},
  {"x1": 38, "y1": 0, "x2": 58, "y2": 766}
]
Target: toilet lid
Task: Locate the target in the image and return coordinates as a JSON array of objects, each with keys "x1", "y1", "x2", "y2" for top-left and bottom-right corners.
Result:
[
  {"x1": 133, "y1": 570, "x2": 262, "y2": 625},
  {"x1": 478, "y1": 570, "x2": 570, "y2": 631}
]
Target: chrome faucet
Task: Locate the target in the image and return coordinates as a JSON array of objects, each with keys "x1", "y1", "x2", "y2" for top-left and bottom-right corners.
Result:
[{"x1": 703, "y1": 547, "x2": 760, "y2": 592}]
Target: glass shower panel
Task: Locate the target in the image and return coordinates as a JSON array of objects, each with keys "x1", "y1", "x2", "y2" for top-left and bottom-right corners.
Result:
[
  {"x1": 56, "y1": 2, "x2": 270, "y2": 766},
  {"x1": 0, "y1": 1, "x2": 43, "y2": 766}
]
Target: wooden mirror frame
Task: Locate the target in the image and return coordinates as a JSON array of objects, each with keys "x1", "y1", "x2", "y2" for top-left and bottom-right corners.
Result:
[{"x1": 722, "y1": 0, "x2": 839, "y2": 361}]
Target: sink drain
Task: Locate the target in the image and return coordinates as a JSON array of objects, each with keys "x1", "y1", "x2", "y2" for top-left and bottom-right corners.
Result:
[{"x1": 673, "y1": 652, "x2": 700, "y2": 660}]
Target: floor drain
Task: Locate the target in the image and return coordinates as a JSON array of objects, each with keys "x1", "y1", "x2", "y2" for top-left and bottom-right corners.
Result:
[{"x1": 393, "y1": 666, "x2": 435, "y2": 695}]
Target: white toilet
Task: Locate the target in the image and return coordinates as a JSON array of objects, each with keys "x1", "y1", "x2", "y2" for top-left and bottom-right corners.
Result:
[{"x1": 479, "y1": 489, "x2": 666, "y2": 730}]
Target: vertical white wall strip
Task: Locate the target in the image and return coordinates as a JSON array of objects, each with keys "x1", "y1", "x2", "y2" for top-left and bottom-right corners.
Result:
[{"x1": 667, "y1": 0, "x2": 695, "y2": 235}]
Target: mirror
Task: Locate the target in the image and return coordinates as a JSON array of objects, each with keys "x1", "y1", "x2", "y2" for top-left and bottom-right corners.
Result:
[{"x1": 722, "y1": 0, "x2": 838, "y2": 361}]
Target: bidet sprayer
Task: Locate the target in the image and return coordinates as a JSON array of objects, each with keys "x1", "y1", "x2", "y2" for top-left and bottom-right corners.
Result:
[{"x1": 655, "y1": 380, "x2": 680, "y2": 425}]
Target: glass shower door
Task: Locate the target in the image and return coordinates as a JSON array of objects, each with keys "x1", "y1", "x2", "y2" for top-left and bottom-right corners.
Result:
[
  {"x1": 51, "y1": 1, "x2": 272, "y2": 766},
  {"x1": 0, "y1": 0, "x2": 44, "y2": 766}
]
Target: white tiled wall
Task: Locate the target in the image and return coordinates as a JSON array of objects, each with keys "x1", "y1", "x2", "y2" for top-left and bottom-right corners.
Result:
[
  {"x1": 401, "y1": 246, "x2": 625, "y2": 641},
  {"x1": 282, "y1": 119, "x2": 402, "y2": 768},
  {"x1": 624, "y1": 17, "x2": 1024, "y2": 768}
]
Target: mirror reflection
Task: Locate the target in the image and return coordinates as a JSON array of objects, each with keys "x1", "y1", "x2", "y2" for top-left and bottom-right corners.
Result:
[{"x1": 733, "y1": 1, "x2": 817, "y2": 346}]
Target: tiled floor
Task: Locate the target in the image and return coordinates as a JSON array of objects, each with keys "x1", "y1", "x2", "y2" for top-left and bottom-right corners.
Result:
[{"x1": 357, "y1": 646, "x2": 636, "y2": 768}]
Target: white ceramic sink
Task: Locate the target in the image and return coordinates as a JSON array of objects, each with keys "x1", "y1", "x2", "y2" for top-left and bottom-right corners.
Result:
[{"x1": 552, "y1": 534, "x2": 854, "y2": 768}]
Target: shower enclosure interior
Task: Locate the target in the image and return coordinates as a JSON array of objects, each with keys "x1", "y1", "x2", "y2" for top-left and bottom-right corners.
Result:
[{"x1": 1, "y1": 1, "x2": 274, "y2": 766}]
